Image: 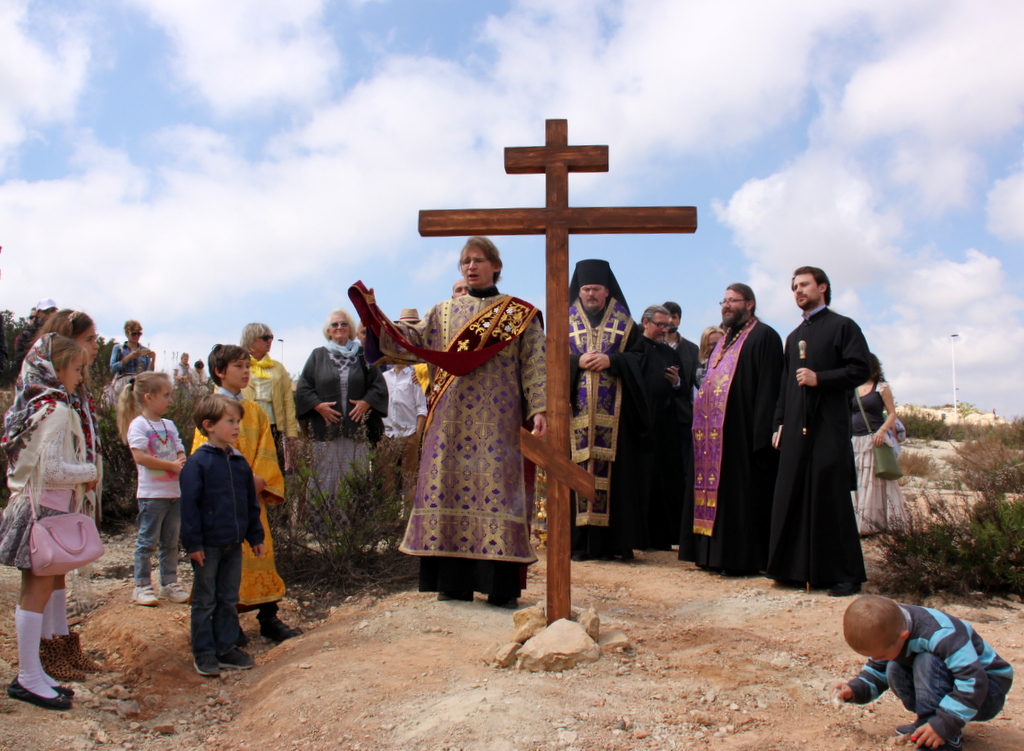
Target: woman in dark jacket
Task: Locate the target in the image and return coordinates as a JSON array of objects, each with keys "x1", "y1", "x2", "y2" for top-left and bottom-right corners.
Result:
[{"x1": 295, "y1": 307, "x2": 387, "y2": 502}]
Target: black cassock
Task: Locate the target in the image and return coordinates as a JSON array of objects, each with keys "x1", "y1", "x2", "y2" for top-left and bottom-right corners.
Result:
[
  {"x1": 766, "y1": 308, "x2": 870, "y2": 586},
  {"x1": 638, "y1": 337, "x2": 691, "y2": 550},
  {"x1": 678, "y1": 320, "x2": 784, "y2": 573}
]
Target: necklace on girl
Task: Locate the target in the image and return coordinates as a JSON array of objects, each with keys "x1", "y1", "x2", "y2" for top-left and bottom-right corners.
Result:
[{"x1": 146, "y1": 417, "x2": 170, "y2": 446}]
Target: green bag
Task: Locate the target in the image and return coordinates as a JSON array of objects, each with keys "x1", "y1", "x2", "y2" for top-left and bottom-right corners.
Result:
[{"x1": 855, "y1": 390, "x2": 903, "y2": 481}]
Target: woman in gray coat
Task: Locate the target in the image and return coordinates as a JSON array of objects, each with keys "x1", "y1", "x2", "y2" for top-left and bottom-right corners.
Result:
[{"x1": 295, "y1": 307, "x2": 387, "y2": 502}]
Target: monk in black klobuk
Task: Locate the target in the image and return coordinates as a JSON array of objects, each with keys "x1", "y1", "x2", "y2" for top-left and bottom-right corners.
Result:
[{"x1": 568, "y1": 260, "x2": 649, "y2": 561}]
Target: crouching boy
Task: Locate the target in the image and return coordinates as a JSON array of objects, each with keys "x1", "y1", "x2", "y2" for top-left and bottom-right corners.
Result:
[
  {"x1": 833, "y1": 595, "x2": 1013, "y2": 750},
  {"x1": 180, "y1": 395, "x2": 265, "y2": 677}
]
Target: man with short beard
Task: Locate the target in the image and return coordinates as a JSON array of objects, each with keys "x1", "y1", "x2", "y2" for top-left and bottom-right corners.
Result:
[
  {"x1": 679, "y1": 283, "x2": 783, "y2": 575},
  {"x1": 767, "y1": 266, "x2": 870, "y2": 597},
  {"x1": 568, "y1": 260, "x2": 648, "y2": 561}
]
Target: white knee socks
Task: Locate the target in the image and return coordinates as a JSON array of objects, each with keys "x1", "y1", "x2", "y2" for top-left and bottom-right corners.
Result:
[
  {"x1": 15, "y1": 607, "x2": 59, "y2": 699},
  {"x1": 49, "y1": 589, "x2": 70, "y2": 636}
]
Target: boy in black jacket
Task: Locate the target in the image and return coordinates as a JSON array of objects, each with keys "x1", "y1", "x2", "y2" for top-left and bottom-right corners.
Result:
[{"x1": 180, "y1": 395, "x2": 265, "y2": 677}]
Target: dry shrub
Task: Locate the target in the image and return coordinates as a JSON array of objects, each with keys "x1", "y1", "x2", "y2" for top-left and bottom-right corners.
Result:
[
  {"x1": 948, "y1": 436, "x2": 1024, "y2": 494},
  {"x1": 874, "y1": 440, "x2": 1024, "y2": 598},
  {"x1": 897, "y1": 449, "x2": 936, "y2": 481},
  {"x1": 268, "y1": 432, "x2": 414, "y2": 594}
]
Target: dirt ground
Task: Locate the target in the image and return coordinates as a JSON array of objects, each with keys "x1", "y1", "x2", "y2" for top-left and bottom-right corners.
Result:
[{"x1": 1, "y1": 442, "x2": 1022, "y2": 751}]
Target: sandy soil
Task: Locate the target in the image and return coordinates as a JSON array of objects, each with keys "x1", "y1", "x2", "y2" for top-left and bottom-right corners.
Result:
[{"x1": 1, "y1": 444, "x2": 1022, "y2": 751}]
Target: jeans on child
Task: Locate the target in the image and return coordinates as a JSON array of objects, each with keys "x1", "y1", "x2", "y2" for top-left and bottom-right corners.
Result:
[
  {"x1": 189, "y1": 544, "x2": 242, "y2": 657},
  {"x1": 134, "y1": 497, "x2": 182, "y2": 586},
  {"x1": 887, "y1": 653, "x2": 1006, "y2": 726}
]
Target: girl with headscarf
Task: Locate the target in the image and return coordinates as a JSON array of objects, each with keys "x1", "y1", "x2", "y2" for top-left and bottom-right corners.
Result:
[{"x1": 0, "y1": 335, "x2": 99, "y2": 710}]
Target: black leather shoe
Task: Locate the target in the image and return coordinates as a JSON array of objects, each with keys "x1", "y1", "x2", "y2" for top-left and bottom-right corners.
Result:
[
  {"x1": 7, "y1": 678, "x2": 72, "y2": 710},
  {"x1": 437, "y1": 591, "x2": 474, "y2": 602},
  {"x1": 826, "y1": 582, "x2": 862, "y2": 597},
  {"x1": 570, "y1": 552, "x2": 590, "y2": 562},
  {"x1": 259, "y1": 616, "x2": 302, "y2": 642},
  {"x1": 486, "y1": 595, "x2": 519, "y2": 609}
]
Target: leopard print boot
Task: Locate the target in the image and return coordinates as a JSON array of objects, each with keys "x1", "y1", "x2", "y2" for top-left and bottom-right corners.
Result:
[
  {"x1": 57, "y1": 632, "x2": 103, "y2": 672},
  {"x1": 39, "y1": 637, "x2": 87, "y2": 682}
]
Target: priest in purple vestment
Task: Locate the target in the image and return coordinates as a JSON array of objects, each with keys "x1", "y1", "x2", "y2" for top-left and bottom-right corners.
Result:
[
  {"x1": 351, "y1": 237, "x2": 546, "y2": 609},
  {"x1": 679, "y1": 283, "x2": 783, "y2": 575}
]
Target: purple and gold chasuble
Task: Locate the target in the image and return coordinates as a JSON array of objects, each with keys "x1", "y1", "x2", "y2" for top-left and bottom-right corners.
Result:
[
  {"x1": 692, "y1": 317, "x2": 758, "y2": 535},
  {"x1": 370, "y1": 293, "x2": 545, "y2": 564},
  {"x1": 569, "y1": 300, "x2": 634, "y2": 527}
]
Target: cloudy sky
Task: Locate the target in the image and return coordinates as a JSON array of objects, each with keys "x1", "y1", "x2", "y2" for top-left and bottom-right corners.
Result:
[{"x1": 2, "y1": 0, "x2": 1023, "y2": 415}]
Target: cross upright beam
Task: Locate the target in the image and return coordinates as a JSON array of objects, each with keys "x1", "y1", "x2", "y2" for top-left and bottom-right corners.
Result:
[{"x1": 418, "y1": 119, "x2": 696, "y2": 623}]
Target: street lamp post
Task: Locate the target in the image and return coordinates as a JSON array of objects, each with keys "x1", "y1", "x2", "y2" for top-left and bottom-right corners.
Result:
[
  {"x1": 950, "y1": 333, "x2": 960, "y2": 420},
  {"x1": 277, "y1": 339, "x2": 285, "y2": 370}
]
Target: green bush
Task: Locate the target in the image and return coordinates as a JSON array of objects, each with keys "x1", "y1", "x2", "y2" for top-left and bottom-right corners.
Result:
[{"x1": 874, "y1": 442, "x2": 1024, "y2": 597}]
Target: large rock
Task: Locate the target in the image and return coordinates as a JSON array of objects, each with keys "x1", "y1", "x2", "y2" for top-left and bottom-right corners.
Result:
[
  {"x1": 495, "y1": 643, "x2": 521, "y2": 668},
  {"x1": 577, "y1": 605, "x2": 600, "y2": 641},
  {"x1": 598, "y1": 628, "x2": 630, "y2": 651},
  {"x1": 517, "y1": 619, "x2": 600, "y2": 672},
  {"x1": 512, "y1": 603, "x2": 547, "y2": 643}
]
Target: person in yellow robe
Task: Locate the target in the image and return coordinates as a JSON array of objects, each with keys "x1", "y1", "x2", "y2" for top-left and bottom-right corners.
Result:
[{"x1": 191, "y1": 344, "x2": 300, "y2": 642}]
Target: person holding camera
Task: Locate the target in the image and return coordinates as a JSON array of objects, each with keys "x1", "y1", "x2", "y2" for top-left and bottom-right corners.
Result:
[{"x1": 110, "y1": 320, "x2": 155, "y2": 396}]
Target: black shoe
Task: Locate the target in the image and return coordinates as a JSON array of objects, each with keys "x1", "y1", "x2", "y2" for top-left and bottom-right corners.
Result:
[
  {"x1": 895, "y1": 718, "x2": 927, "y2": 737},
  {"x1": 618, "y1": 550, "x2": 635, "y2": 561},
  {"x1": 236, "y1": 629, "x2": 249, "y2": 648},
  {"x1": 194, "y1": 653, "x2": 221, "y2": 677},
  {"x1": 7, "y1": 678, "x2": 73, "y2": 710},
  {"x1": 570, "y1": 552, "x2": 591, "y2": 562},
  {"x1": 437, "y1": 591, "x2": 474, "y2": 602},
  {"x1": 826, "y1": 582, "x2": 862, "y2": 597},
  {"x1": 259, "y1": 616, "x2": 302, "y2": 642},
  {"x1": 486, "y1": 595, "x2": 519, "y2": 609},
  {"x1": 52, "y1": 685, "x2": 74, "y2": 697},
  {"x1": 217, "y1": 648, "x2": 255, "y2": 670}
]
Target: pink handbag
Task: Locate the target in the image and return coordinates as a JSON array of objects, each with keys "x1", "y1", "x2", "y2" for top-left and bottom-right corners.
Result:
[{"x1": 29, "y1": 500, "x2": 104, "y2": 577}]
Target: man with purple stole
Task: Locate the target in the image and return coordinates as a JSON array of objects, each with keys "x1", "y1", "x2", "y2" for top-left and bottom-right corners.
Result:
[
  {"x1": 679, "y1": 284, "x2": 784, "y2": 575},
  {"x1": 349, "y1": 237, "x2": 546, "y2": 609},
  {"x1": 568, "y1": 260, "x2": 648, "y2": 561},
  {"x1": 767, "y1": 267, "x2": 870, "y2": 597}
]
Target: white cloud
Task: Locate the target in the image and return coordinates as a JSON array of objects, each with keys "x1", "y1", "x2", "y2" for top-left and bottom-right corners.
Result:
[
  {"x1": 986, "y1": 168, "x2": 1024, "y2": 240},
  {"x1": 713, "y1": 149, "x2": 902, "y2": 320},
  {"x1": 828, "y1": 0, "x2": 1024, "y2": 212},
  {"x1": 127, "y1": 0, "x2": 339, "y2": 116},
  {"x1": 867, "y1": 250, "x2": 1024, "y2": 415},
  {"x1": 0, "y1": 1, "x2": 90, "y2": 168}
]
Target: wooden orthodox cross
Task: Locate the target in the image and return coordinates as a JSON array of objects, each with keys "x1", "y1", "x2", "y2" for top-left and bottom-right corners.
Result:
[{"x1": 419, "y1": 119, "x2": 697, "y2": 623}]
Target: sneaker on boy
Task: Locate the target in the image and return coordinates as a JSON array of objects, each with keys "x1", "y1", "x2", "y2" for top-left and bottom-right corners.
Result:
[
  {"x1": 832, "y1": 596, "x2": 1013, "y2": 750},
  {"x1": 160, "y1": 582, "x2": 190, "y2": 603},
  {"x1": 216, "y1": 648, "x2": 255, "y2": 670},
  {"x1": 132, "y1": 585, "x2": 159, "y2": 606},
  {"x1": 194, "y1": 654, "x2": 220, "y2": 677}
]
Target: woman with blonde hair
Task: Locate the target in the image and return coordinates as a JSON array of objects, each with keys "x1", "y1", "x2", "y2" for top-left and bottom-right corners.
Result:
[
  {"x1": 240, "y1": 323, "x2": 298, "y2": 472},
  {"x1": 694, "y1": 325, "x2": 725, "y2": 389}
]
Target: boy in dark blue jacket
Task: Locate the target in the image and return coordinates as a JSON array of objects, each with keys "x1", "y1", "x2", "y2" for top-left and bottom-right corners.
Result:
[{"x1": 180, "y1": 395, "x2": 265, "y2": 677}]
